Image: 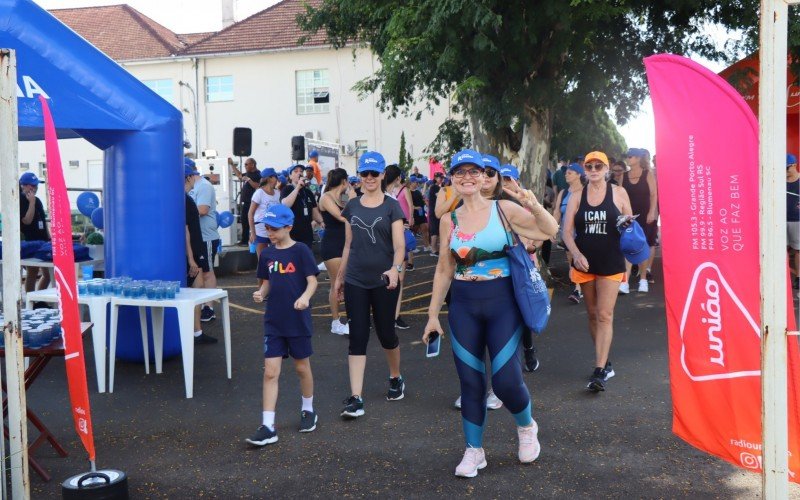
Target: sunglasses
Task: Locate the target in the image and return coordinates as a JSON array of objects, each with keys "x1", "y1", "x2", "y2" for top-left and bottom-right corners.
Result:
[
  {"x1": 359, "y1": 171, "x2": 380, "y2": 178},
  {"x1": 584, "y1": 163, "x2": 606, "y2": 171},
  {"x1": 452, "y1": 168, "x2": 483, "y2": 179},
  {"x1": 484, "y1": 168, "x2": 498, "y2": 178}
]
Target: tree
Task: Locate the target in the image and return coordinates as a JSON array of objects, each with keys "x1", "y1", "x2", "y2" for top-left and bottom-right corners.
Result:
[
  {"x1": 298, "y1": 1, "x2": 759, "y2": 195},
  {"x1": 550, "y1": 104, "x2": 628, "y2": 164},
  {"x1": 398, "y1": 131, "x2": 411, "y2": 174}
]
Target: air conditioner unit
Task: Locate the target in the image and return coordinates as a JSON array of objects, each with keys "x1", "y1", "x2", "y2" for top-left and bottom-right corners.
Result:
[
  {"x1": 305, "y1": 130, "x2": 322, "y2": 140},
  {"x1": 202, "y1": 149, "x2": 218, "y2": 159}
]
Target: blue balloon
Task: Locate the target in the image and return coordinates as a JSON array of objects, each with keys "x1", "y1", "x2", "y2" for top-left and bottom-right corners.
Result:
[
  {"x1": 77, "y1": 191, "x2": 100, "y2": 217},
  {"x1": 90, "y1": 207, "x2": 104, "y2": 229},
  {"x1": 217, "y1": 211, "x2": 234, "y2": 228}
]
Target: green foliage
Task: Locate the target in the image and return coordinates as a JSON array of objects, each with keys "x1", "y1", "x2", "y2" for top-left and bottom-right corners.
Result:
[
  {"x1": 551, "y1": 105, "x2": 628, "y2": 162},
  {"x1": 86, "y1": 232, "x2": 104, "y2": 245},
  {"x1": 398, "y1": 132, "x2": 411, "y2": 174},
  {"x1": 423, "y1": 118, "x2": 471, "y2": 164}
]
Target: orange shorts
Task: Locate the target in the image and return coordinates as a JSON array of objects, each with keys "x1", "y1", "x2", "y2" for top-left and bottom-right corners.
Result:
[{"x1": 570, "y1": 269, "x2": 625, "y2": 284}]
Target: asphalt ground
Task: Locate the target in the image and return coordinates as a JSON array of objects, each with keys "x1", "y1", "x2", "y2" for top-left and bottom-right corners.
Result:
[{"x1": 21, "y1": 246, "x2": 800, "y2": 498}]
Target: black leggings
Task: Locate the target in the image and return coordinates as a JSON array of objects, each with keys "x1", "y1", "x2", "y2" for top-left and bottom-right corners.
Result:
[{"x1": 344, "y1": 282, "x2": 401, "y2": 355}]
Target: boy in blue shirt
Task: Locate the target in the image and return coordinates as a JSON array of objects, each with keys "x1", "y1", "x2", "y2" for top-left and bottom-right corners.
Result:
[{"x1": 246, "y1": 204, "x2": 320, "y2": 446}]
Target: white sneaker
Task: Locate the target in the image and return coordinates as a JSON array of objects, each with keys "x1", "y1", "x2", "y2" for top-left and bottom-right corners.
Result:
[
  {"x1": 454, "y1": 396, "x2": 461, "y2": 409},
  {"x1": 331, "y1": 319, "x2": 349, "y2": 335},
  {"x1": 455, "y1": 447, "x2": 487, "y2": 478},
  {"x1": 618, "y1": 282, "x2": 630, "y2": 294},
  {"x1": 486, "y1": 390, "x2": 503, "y2": 410},
  {"x1": 638, "y1": 279, "x2": 649, "y2": 293},
  {"x1": 518, "y1": 420, "x2": 541, "y2": 463}
]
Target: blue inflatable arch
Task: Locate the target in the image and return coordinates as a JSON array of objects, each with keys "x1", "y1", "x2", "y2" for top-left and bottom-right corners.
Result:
[{"x1": 0, "y1": 0, "x2": 184, "y2": 360}]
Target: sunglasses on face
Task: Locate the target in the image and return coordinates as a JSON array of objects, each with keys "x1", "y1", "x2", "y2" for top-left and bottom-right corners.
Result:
[
  {"x1": 359, "y1": 171, "x2": 380, "y2": 178},
  {"x1": 484, "y1": 168, "x2": 498, "y2": 178},
  {"x1": 584, "y1": 163, "x2": 606, "y2": 171},
  {"x1": 452, "y1": 167, "x2": 483, "y2": 178}
]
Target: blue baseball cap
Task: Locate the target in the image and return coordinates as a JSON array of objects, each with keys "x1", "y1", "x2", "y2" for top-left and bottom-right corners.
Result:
[
  {"x1": 499, "y1": 164, "x2": 519, "y2": 180},
  {"x1": 482, "y1": 154, "x2": 501, "y2": 171},
  {"x1": 183, "y1": 157, "x2": 196, "y2": 169},
  {"x1": 288, "y1": 164, "x2": 305, "y2": 174},
  {"x1": 358, "y1": 151, "x2": 386, "y2": 173},
  {"x1": 788, "y1": 154, "x2": 798, "y2": 167},
  {"x1": 19, "y1": 172, "x2": 39, "y2": 186},
  {"x1": 626, "y1": 148, "x2": 650, "y2": 159},
  {"x1": 260, "y1": 168, "x2": 277, "y2": 178},
  {"x1": 309, "y1": 150, "x2": 319, "y2": 159},
  {"x1": 567, "y1": 163, "x2": 585, "y2": 175},
  {"x1": 348, "y1": 175, "x2": 359, "y2": 184},
  {"x1": 620, "y1": 221, "x2": 650, "y2": 265},
  {"x1": 261, "y1": 204, "x2": 295, "y2": 228},
  {"x1": 184, "y1": 166, "x2": 199, "y2": 177},
  {"x1": 277, "y1": 174, "x2": 287, "y2": 184},
  {"x1": 450, "y1": 149, "x2": 483, "y2": 172}
]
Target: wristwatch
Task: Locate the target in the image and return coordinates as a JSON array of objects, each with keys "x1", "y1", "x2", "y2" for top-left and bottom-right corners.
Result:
[{"x1": 395, "y1": 264, "x2": 404, "y2": 272}]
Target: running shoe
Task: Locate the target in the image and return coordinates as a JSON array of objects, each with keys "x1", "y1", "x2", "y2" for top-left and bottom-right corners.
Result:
[
  {"x1": 341, "y1": 395, "x2": 364, "y2": 418},
  {"x1": 194, "y1": 333, "x2": 218, "y2": 344},
  {"x1": 486, "y1": 390, "x2": 503, "y2": 410},
  {"x1": 568, "y1": 289, "x2": 582, "y2": 304},
  {"x1": 412, "y1": 247, "x2": 421, "y2": 254},
  {"x1": 646, "y1": 269, "x2": 654, "y2": 283},
  {"x1": 518, "y1": 420, "x2": 541, "y2": 463},
  {"x1": 299, "y1": 410, "x2": 317, "y2": 433},
  {"x1": 405, "y1": 263, "x2": 415, "y2": 271},
  {"x1": 618, "y1": 282, "x2": 630, "y2": 295},
  {"x1": 387, "y1": 376, "x2": 405, "y2": 401},
  {"x1": 331, "y1": 319, "x2": 349, "y2": 336},
  {"x1": 200, "y1": 305, "x2": 216, "y2": 322},
  {"x1": 245, "y1": 425, "x2": 278, "y2": 446},
  {"x1": 395, "y1": 317, "x2": 410, "y2": 330},
  {"x1": 430, "y1": 251, "x2": 439, "y2": 257},
  {"x1": 638, "y1": 279, "x2": 649, "y2": 293},
  {"x1": 523, "y1": 347, "x2": 540, "y2": 372},
  {"x1": 455, "y1": 447, "x2": 487, "y2": 478},
  {"x1": 604, "y1": 361, "x2": 615, "y2": 380},
  {"x1": 587, "y1": 367, "x2": 607, "y2": 393}
]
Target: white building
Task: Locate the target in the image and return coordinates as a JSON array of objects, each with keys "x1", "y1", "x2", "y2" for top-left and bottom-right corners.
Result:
[{"x1": 19, "y1": 0, "x2": 451, "y2": 210}]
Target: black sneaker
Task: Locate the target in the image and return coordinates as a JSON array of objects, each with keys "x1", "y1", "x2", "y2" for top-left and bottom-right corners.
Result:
[
  {"x1": 387, "y1": 376, "x2": 405, "y2": 401},
  {"x1": 245, "y1": 425, "x2": 278, "y2": 446},
  {"x1": 587, "y1": 367, "x2": 606, "y2": 392},
  {"x1": 395, "y1": 317, "x2": 410, "y2": 329},
  {"x1": 568, "y1": 289, "x2": 582, "y2": 304},
  {"x1": 523, "y1": 347, "x2": 540, "y2": 372},
  {"x1": 194, "y1": 333, "x2": 218, "y2": 344},
  {"x1": 299, "y1": 410, "x2": 318, "y2": 433},
  {"x1": 200, "y1": 306, "x2": 216, "y2": 322},
  {"x1": 604, "y1": 361, "x2": 615, "y2": 380},
  {"x1": 341, "y1": 395, "x2": 365, "y2": 419},
  {"x1": 646, "y1": 270, "x2": 654, "y2": 284},
  {"x1": 405, "y1": 263, "x2": 415, "y2": 271}
]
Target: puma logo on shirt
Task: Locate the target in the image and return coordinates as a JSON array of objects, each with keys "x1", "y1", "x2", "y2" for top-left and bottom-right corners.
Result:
[{"x1": 350, "y1": 216, "x2": 383, "y2": 244}]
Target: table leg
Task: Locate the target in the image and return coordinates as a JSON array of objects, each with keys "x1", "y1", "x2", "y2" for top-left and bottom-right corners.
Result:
[
  {"x1": 108, "y1": 303, "x2": 118, "y2": 393},
  {"x1": 138, "y1": 306, "x2": 150, "y2": 375},
  {"x1": 176, "y1": 305, "x2": 195, "y2": 398},
  {"x1": 221, "y1": 296, "x2": 232, "y2": 379},
  {"x1": 87, "y1": 301, "x2": 107, "y2": 393},
  {"x1": 151, "y1": 307, "x2": 165, "y2": 374}
]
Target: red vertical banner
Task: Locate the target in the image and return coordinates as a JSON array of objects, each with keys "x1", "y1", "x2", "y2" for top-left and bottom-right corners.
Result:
[
  {"x1": 39, "y1": 96, "x2": 96, "y2": 462},
  {"x1": 644, "y1": 54, "x2": 800, "y2": 480}
]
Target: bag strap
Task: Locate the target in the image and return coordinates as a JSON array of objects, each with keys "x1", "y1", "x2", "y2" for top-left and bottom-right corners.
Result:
[{"x1": 495, "y1": 201, "x2": 525, "y2": 248}]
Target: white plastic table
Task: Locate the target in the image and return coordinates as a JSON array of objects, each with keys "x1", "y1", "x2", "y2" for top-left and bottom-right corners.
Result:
[
  {"x1": 24, "y1": 289, "x2": 110, "y2": 393},
  {"x1": 108, "y1": 288, "x2": 231, "y2": 399}
]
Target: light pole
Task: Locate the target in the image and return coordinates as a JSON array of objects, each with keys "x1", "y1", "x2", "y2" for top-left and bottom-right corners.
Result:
[{"x1": 179, "y1": 80, "x2": 199, "y2": 157}]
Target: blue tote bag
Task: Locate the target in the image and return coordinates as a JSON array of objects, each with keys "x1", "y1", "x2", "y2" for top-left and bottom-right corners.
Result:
[{"x1": 497, "y1": 203, "x2": 551, "y2": 334}]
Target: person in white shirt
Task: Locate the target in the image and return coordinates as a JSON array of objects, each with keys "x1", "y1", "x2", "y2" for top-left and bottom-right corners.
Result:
[{"x1": 249, "y1": 168, "x2": 281, "y2": 257}]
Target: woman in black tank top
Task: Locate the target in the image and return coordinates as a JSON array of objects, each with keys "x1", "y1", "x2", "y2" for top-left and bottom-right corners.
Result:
[
  {"x1": 622, "y1": 148, "x2": 659, "y2": 291},
  {"x1": 561, "y1": 151, "x2": 633, "y2": 394}
]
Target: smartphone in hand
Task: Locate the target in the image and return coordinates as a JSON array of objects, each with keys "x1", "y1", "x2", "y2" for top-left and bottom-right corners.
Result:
[{"x1": 426, "y1": 331, "x2": 441, "y2": 358}]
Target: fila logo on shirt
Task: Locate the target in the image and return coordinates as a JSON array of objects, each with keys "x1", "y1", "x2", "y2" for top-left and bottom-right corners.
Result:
[{"x1": 268, "y1": 261, "x2": 296, "y2": 274}]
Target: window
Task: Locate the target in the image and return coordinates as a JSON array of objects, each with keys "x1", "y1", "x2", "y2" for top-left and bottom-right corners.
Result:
[
  {"x1": 296, "y1": 69, "x2": 330, "y2": 114},
  {"x1": 355, "y1": 140, "x2": 368, "y2": 155},
  {"x1": 143, "y1": 79, "x2": 174, "y2": 103},
  {"x1": 69, "y1": 160, "x2": 80, "y2": 169},
  {"x1": 206, "y1": 76, "x2": 233, "y2": 102},
  {"x1": 20, "y1": 162, "x2": 29, "y2": 171}
]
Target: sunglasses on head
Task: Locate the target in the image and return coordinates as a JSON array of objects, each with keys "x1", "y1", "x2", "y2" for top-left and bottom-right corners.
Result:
[
  {"x1": 584, "y1": 163, "x2": 606, "y2": 171},
  {"x1": 484, "y1": 167, "x2": 497, "y2": 178},
  {"x1": 359, "y1": 171, "x2": 380, "y2": 178}
]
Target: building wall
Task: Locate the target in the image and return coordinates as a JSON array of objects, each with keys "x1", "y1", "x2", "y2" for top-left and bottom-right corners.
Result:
[{"x1": 17, "y1": 46, "x2": 450, "y2": 211}]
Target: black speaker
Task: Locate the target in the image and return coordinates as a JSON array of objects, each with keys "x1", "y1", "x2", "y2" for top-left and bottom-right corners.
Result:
[
  {"x1": 233, "y1": 127, "x2": 252, "y2": 157},
  {"x1": 291, "y1": 135, "x2": 305, "y2": 161}
]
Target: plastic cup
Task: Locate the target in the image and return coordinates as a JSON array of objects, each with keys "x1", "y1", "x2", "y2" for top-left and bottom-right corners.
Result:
[
  {"x1": 154, "y1": 285, "x2": 166, "y2": 300},
  {"x1": 249, "y1": 242, "x2": 257, "y2": 254},
  {"x1": 81, "y1": 264, "x2": 94, "y2": 280},
  {"x1": 145, "y1": 284, "x2": 157, "y2": 300}
]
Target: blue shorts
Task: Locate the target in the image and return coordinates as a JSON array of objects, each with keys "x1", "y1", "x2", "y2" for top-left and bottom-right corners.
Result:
[
  {"x1": 264, "y1": 335, "x2": 313, "y2": 359},
  {"x1": 255, "y1": 235, "x2": 270, "y2": 245}
]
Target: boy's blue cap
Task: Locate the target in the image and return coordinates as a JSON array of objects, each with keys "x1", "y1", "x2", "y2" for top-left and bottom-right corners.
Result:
[
  {"x1": 261, "y1": 204, "x2": 295, "y2": 228},
  {"x1": 499, "y1": 164, "x2": 519, "y2": 180},
  {"x1": 358, "y1": 151, "x2": 386, "y2": 173},
  {"x1": 184, "y1": 157, "x2": 196, "y2": 169},
  {"x1": 184, "y1": 166, "x2": 199, "y2": 177},
  {"x1": 450, "y1": 149, "x2": 483, "y2": 172},
  {"x1": 567, "y1": 163, "x2": 585, "y2": 175},
  {"x1": 788, "y1": 154, "x2": 798, "y2": 167},
  {"x1": 19, "y1": 172, "x2": 39, "y2": 186},
  {"x1": 481, "y1": 154, "x2": 501, "y2": 170},
  {"x1": 309, "y1": 150, "x2": 319, "y2": 159},
  {"x1": 278, "y1": 174, "x2": 287, "y2": 184},
  {"x1": 260, "y1": 167, "x2": 277, "y2": 178}
]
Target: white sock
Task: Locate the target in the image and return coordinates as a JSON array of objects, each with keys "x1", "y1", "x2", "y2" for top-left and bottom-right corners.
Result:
[
  {"x1": 194, "y1": 330, "x2": 202, "y2": 338},
  {"x1": 302, "y1": 396, "x2": 314, "y2": 413},
  {"x1": 262, "y1": 411, "x2": 275, "y2": 430}
]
